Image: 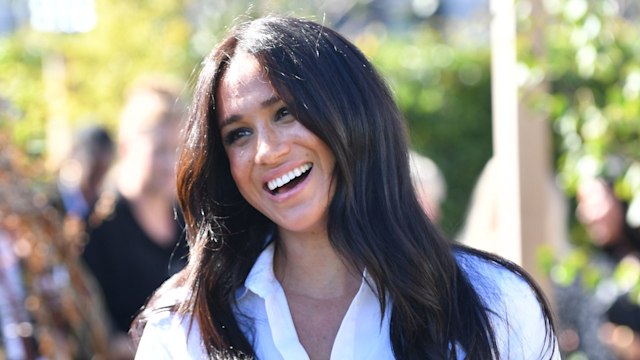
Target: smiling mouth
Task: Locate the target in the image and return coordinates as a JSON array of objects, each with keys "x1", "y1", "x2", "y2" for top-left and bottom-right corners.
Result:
[{"x1": 266, "y1": 163, "x2": 312, "y2": 195}]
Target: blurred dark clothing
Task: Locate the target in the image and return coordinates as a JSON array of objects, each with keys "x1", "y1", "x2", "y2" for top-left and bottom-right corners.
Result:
[
  {"x1": 82, "y1": 193, "x2": 188, "y2": 333},
  {"x1": 556, "y1": 214, "x2": 640, "y2": 359},
  {"x1": 608, "y1": 290, "x2": 640, "y2": 333},
  {"x1": 555, "y1": 251, "x2": 619, "y2": 360}
]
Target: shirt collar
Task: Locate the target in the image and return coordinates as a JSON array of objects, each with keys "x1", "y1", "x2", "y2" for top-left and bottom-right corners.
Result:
[
  {"x1": 236, "y1": 241, "x2": 279, "y2": 301},
  {"x1": 236, "y1": 235, "x2": 380, "y2": 302}
]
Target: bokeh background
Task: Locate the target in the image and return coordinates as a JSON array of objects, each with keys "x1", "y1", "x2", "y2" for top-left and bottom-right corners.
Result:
[
  {"x1": 1, "y1": 0, "x2": 495, "y2": 235},
  {"x1": 3, "y1": 1, "x2": 640, "y2": 358},
  {"x1": 2, "y1": 0, "x2": 636, "y2": 237}
]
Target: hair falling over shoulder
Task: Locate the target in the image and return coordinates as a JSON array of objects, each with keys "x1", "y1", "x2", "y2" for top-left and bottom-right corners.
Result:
[{"x1": 133, "y1": 16, "x2": 558, "y2": 360}]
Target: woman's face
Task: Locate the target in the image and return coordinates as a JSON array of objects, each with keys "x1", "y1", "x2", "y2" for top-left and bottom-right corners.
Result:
[{"x1": 217, "y1": 53, "x2": 336, "y2": 235}]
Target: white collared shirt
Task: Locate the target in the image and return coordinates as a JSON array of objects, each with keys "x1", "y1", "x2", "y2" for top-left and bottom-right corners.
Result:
[
  {"x1": 232, "y1": 243, "x2": 394, "y2": 360},
  {"x1": 135, "y1": 244, "x2": 559, "y2": 359}
]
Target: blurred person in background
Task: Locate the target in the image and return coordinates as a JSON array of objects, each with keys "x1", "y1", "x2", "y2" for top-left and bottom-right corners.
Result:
[
  {"x1": 49, "y1": 125, "x2": 115, "y2": 258},
  {"x1": 82, "y1": 76, "x2": 188, "y2": 359},
  {"x1": 409, "y1": 150, "x2": 447, "y2": 224},
  {"x1": 53, "y1": 124, "x2": 115, "y2": 223},
  {"x1": 457, "y1": 158, "x2": 569, "y2": 255},
  {"x1": 555, "y1": 177, "x2": 640, "y2": 360},
  {"x1": 0, "y1": 133, "x2": 110, "y2": 359}
]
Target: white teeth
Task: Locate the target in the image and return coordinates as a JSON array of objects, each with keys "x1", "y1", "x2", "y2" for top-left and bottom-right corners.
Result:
[{"x1": 267, "y1": 163, "x2": 312, "y2": 191}]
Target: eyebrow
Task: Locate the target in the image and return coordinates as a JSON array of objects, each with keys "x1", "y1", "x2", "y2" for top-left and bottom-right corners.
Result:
[{"x1": 219, "y1": 95, "x2": 282, "y2": 128}]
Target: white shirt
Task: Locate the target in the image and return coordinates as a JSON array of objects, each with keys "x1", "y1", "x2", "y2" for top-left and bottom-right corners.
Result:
[{"x1": 135, "y1": 243, "x2": 560, "y2": 359}]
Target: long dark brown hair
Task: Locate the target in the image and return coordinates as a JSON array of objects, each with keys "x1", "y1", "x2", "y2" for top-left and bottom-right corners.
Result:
[{"x1": 144, "y1": 16, "x2": 556, "y2": 359}]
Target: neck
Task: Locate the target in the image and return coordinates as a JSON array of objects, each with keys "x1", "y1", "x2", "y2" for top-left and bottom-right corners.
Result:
[
  {"x1": 274, "y1": 228, "x2": 360, "y2": 300},
  {"x1": 121, "y1": 187, "x2": 166, "y2": 205},
  {"x1": 118, "y1": 174, "x2": 171, "y2": 206}
]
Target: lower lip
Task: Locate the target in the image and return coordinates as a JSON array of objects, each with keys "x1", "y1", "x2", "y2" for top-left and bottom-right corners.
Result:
[{"x1": 266, "y1": 169, "x2": 313, "y2": 203}]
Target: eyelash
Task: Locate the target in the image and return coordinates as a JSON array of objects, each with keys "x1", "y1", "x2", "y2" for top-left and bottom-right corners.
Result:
[
  {"x1": 223, "y1": 106, "x2": 292, "y2": 145},
  {"x1": 276, "y1": 107, "x2": 290, "y2": 120},
  {"x1": 224, "y1": 128, "x2": 251, "y2": 145}
]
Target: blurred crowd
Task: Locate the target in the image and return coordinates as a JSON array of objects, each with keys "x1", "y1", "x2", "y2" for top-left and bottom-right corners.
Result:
[
  {"x1": 457, "y1": 158, "x2": 640, "y2": 360},
  {"x1": 557, "y1": 177, "x2": 640, "y2": 360},
  {"x1": 0, "y1": 75, "x2": 187, "y2": 359}
]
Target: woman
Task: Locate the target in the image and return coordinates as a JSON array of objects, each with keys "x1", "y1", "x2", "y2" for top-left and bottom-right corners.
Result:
[{"x1": 134, "y1": 16, "x2": 558, "y2": 359}]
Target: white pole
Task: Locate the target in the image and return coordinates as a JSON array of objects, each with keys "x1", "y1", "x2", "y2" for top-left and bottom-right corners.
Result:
[
  {"x1": 490, "y1": 0, "x2": 522, "y2": 264},
  {"x1": 43, "y1": 53, "x2": 72, "y2": 170},
  {"x1": 490, "y1": 0, "x2": 555, "y2": 293}
]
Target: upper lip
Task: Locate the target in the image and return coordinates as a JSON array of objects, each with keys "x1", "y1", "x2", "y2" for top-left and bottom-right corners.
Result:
[{"x1": 262, "y1": 162, "x2": 312, "y2": 191}]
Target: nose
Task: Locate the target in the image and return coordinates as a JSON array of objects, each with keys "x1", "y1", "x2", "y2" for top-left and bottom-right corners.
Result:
[{"x1": 254, "y1": 127, "x2": 289, "y2": 165}]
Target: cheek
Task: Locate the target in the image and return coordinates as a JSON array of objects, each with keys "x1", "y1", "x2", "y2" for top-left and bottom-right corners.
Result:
[
  {"x1": 317, "y1": 143, "x2": 336, "y2": 173},
  {"x1": 226, "y1": 150, "x2": 243, "y2": 174},
  {"x1": 228, "y1": 161, "x2": 243, "y2": 187},
  {"x1": 227, "y1": 151, "x2": 253, "y2": 189}
]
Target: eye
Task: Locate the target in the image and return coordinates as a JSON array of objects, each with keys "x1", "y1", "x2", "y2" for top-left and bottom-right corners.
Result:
[
  {"x1": 275, "y1": 107, "x2": 292, "y2": 121},
  {"x1": 223, "y1": 128, "x2": 252, "y2": 145}
]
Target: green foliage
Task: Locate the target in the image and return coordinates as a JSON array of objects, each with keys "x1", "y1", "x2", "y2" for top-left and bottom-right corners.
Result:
[
  {"x1": 362, "y1": 28, "x2": 493, "y2": 234},
  {"x1": 0, "y1": 34, "x2": 48, "y2": 149},
  {"x1": 519, "y1": 0, "x2": 640, "y2": 199},
  {"x1": 1, "y1": 2, "x2": 493, "y2": 235},
  {"x1": 519, "y1": 0, "x2": 640, "y2": 308},
  {"x1": 549, "y1": 247, "x2": 590, "y2": 286},
  {"x1": 1, "y1": 1, "x2": 493, "y2": 234},
  {"x1": 0, "y1": 0, "x2": 195, "y2": 154}
]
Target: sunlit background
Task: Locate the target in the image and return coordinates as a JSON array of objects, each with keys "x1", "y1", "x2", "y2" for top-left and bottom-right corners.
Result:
[
  {"x1": 3, "y1": 1, "x2": 640, "y2": 357},
  {"x1": 0, "y1": 0, "x2": 493, "y2": 235}
]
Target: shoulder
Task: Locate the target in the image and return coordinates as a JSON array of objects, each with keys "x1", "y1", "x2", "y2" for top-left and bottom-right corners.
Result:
[
  {"x1": 454, "y1": 248, "x2": 560, "y2": 359},
  {"x1": 135, "y1": 309, "x2": 206, "y2": 359},
  {"x1": 133, "y1": 272, "x2": 190, "y2": 335},
  {"x1": 454, "y1": 250, "x2": 540, "y2": 328},
  {"x1": 136, "y1": 309, "x2": 206, "y2": 359},
  {"x1": 455, "y1": 249, "x2": 529, "y2": 300}
]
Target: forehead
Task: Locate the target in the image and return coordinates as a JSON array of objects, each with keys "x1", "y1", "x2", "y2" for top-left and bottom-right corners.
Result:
[
  {"x1": 217, "y1": 53, "x2": 277, "y2": 118},
  {"x1": 222, "y1": 52, "x2": 263, "y2": 88},
  {"x1": 219, "y1": 53, "x2": 273, "y2": 99}
]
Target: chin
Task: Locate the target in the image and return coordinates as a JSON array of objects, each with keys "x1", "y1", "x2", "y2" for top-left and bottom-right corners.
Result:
[{"x1": 275, "y1": 218, "x2": 327, "y2": 235}]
